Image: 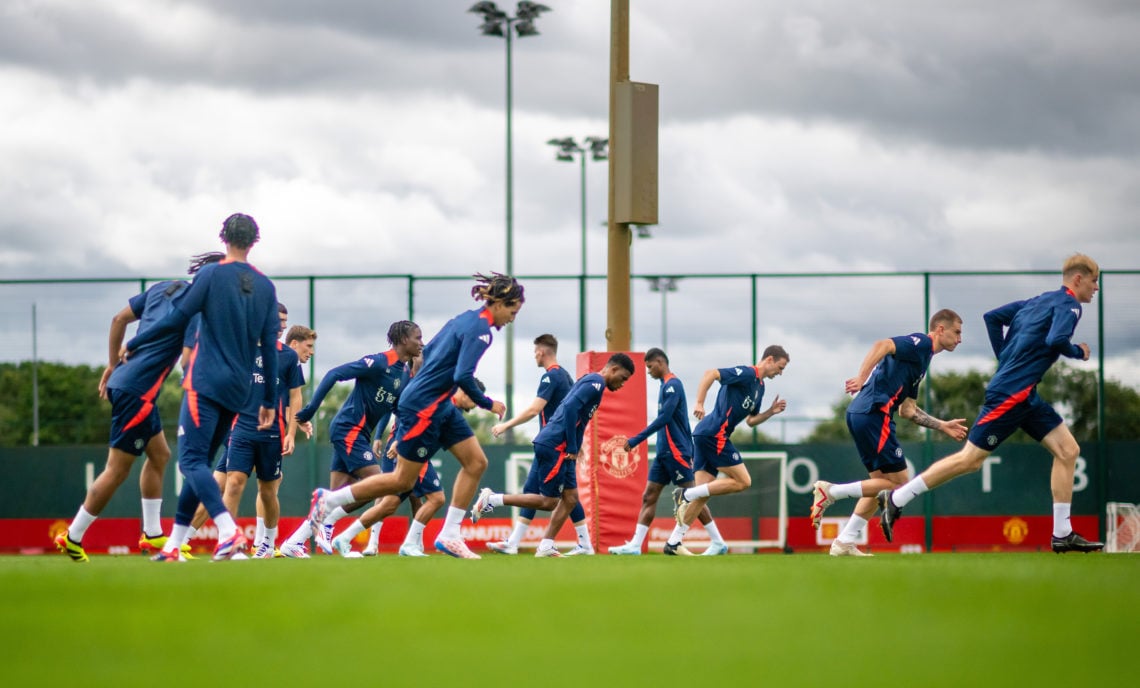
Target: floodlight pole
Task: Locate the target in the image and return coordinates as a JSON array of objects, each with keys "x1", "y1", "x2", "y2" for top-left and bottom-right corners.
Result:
[
  {"x1": 578, "y1": 148, "x2": 587, "y2": 351},
  {"x1": 504, "y1": 18, "x2": 515, "y2": 424}
]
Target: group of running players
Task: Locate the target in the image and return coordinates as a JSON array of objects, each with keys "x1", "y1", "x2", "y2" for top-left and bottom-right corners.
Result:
[{"x1": 54, "y1": 213, "x2": 1104, "y2": 561}]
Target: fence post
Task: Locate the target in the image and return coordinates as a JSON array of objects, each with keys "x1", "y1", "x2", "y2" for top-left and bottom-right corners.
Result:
[
  {"x1": 407, "y1": 275, "x2": 415, "y2": 321},
  {"x1": 1097, "y1": 273, "x2": 1107, "y2": 540},
  {"x1": 922, "y1": 272, "x2": 934, "y2": 552}
]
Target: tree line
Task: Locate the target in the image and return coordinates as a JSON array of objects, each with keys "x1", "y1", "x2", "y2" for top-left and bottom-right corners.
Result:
[{"x1": 1, "y1": 361, "x2": 1137, "y2": 448}]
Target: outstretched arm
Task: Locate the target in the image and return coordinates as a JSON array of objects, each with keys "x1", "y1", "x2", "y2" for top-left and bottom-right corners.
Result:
[
  {"x1": 492, "y1": 397, "x2": 548, "y2": 437},
  {"x1": 295, "y1": 361, "x2": 362, "y2": 423},
  {"x1": 899, "y1": 398, "x2": 967, "y2": 441},
  {"x1": 628, "y1": 390, "x2": 682, "y2": 449},
  {"x1": 745, "y1": 395, "x2": 786, "y2": 427}
]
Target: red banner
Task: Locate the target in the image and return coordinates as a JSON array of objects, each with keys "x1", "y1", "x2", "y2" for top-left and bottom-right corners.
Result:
[{"x1": 575, "y1": 351, "x2": 648, "y2": 552}]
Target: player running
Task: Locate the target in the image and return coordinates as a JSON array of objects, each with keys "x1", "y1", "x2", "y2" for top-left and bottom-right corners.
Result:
[
  {"x1": 483, "y1": 334, "x2": 576, "y2": 555},
  {"x1": 878, "y1": 255, "x2": 1104, "y2": 553},
  {"x1": 279, "y1": 321, "x2": 422, "y2": 556},
  {"x1": 55, "y1": 252, "x2": 221, "y2": 562},
  {"x1": 810, "y1": 310, "x2": 967, "y2": 556},
  {"x1": 669, "y1": 346, "x2": 789, "y2": 555},
  {"x1": 308, "y1": 273, "x2": 521, "y2": 559},
  {"x1": 330, "y1": 384, "x2": 483, "y2": 558},
  {"x1": 608, "y1": 348, "x2": 729, "y2": 556}
]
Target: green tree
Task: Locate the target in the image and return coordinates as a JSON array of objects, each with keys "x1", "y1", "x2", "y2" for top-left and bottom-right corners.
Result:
[
  {"x1": 0, "y1": 362, "x2": 111, "y2": 446},
  {"x1": 803, "y1": 362, "x2": 1140, "y2": 443}
]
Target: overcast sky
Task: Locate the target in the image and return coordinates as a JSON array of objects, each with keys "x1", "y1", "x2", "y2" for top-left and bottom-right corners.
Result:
[{"x1": 2, "y1": 1, "x2": 1138, "y2": 440}]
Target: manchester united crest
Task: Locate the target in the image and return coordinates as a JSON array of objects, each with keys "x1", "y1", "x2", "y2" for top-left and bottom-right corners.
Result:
[
  {"x1": 1002, "y1": 516, "x2": 1029, "y2": 545},
  {"x1": 599, "y1": 435, "x2": 641, "y2": 479}
]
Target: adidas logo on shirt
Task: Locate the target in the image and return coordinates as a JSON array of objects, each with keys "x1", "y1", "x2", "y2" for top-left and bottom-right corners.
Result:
[
  {"x1": 666, "y1": 386, "x2": 675, "y2": 393},
  {"x1": 479, "y1": 334, "x2": 491, "y2": 344},
  {"x1": 364, "y1": 357, "x2": 374, "y2": 367},
  {"x1": 592, "y1": 383, "x2": 602, "y2": 391},
  {"x1": 911, "y1": 336, "x2": 921, "y2": 345},
  {"x1": 1071, "y1": 308, "x2": 1080, "y2": 316},
  {"x1": 541, "y1": 376, "x2": 551, "y2": 384},
  {"x1": 734, "y1": 367, "x2": 742, "y2": 374}
]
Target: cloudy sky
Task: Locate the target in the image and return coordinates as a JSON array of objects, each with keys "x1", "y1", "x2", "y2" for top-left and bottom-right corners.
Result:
[{"x1": 2, "y1": 0, "x2": 1138, "y2": 440}]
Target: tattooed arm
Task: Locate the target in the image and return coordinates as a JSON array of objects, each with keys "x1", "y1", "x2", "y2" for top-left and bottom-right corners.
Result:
[{"x1": 899, "y1": 398, "x2": 968, "y2": 441}]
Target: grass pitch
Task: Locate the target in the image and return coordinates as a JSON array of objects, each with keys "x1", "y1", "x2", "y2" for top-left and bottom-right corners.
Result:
[{"x1": 2, "y1": 551, "x2": 1135, "y2": 687}]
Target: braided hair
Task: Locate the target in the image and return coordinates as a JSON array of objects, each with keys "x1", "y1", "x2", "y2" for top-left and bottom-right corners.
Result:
[
  {"x1": 470, "y1": 272, "x2": 525, "y2": 305},
  {"x1": 387, "y1": 320, "x2": 420, "y2": 348},
  {"x1": 187, "y1": 251, "x2": 225, "y2": 275}
]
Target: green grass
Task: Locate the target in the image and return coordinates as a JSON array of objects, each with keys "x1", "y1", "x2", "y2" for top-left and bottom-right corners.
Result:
[{"x1": 2, "y1": 552, "x2": 1136, "y2": 687}]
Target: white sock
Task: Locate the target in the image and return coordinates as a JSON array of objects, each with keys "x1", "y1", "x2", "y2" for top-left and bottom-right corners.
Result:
[
  {"x1": 366, "y1": 521, "x2": 383, "y2": 550},
  {"x1": 341, "y1": 519, "x2": 365, "y2": 541},
  {"x1": 574, "y1": 523, "x2": 592, "y2": 549},
  {"x1": 667, "y1": 523, "x2": 689, "y2": 545},
  {"x1": 408, "y1": 520, "x2": 426, "y2": 549},
  {"x1": 214, "y1": 512, "x2": 237, "y2": 541},
  {"x1": 285, "y1": 521, "x2": 311, "y2": 546},
  {"x1": 326, "y1": 487, "x2": 355, "y2": 509},
  {"x1": 164, "y1": 524, "x2": 189, "y2": 553},
  {"x1": 1053, "y1": 503, "x2": 1072, "y2": 538},
  {"x1": 68, "y1": 506, "x2": 97, "y2": 542},
  {"x1": 831, "y1": 482, "x2": 863, "y2": 500},
  {"x1": 539, "y1": 538, "x2": 555, "y2": 551},
  {"x1": 631, "y1": 523, "x2": 649, "y2": 547},
  {"x1": 265, "y1": 526, "x2": 278, "y2": 549},
  {"x1": 186, "y1": 526, "x2": 197, "y2": 542},
  {"x1": 703, "y1": 520, "x2": 724, "y2": 545},
  {"x1": 892, "y1": 476, "x2": 929, "y2": 508},
  {"x1": 324, "y1": 506, "x2": 348, "y2": 525},
  {"x1": 489, "y1": 493, "x2": 505, "y2": 507},
  {"x1": 683, "y1": 484, "x2": 711, "y2": 502},
  {"x1": 255, "y1": 517, "x2": 266, "y2": 547},
  {"x1": 837, "y1": 514, "x2": 868, "y2": 543},
  {"x1": 506, "y1": 521, "x2": 528, "y2": 548},
  {"x1": 141, "y1": 499, "x2": 162, "y2": 537},
  {"x1": 439, "y1": 506, "x2": 466, "y2": 540}
]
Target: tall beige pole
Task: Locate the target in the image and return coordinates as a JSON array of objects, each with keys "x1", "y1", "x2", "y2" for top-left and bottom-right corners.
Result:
[{"x1": 606, "y1": 0, "x2": 631, "y2": 351}]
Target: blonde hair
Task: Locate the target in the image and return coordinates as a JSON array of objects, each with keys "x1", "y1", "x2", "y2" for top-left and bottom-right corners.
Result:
[
  {"x1": 1063, "y1": 254, "x2": 1099, "y2": 280},
  {"x1": 286, "y1": 325, "x2": 317, "y2": 344}
]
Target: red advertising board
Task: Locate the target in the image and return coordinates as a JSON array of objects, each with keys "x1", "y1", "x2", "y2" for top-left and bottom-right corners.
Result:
[{"x1": 574, "y1": 351, "x2": 648, "y2": 552}]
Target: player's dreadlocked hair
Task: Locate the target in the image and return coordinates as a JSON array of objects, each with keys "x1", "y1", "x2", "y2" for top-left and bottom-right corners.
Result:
[
  {"x1": 471, "y1": 272, "x2": 525, "y2": 305},
  {"x1": 219, "y1": 213, "x2": 260, "y2": 249},
  {"x1": 187, "y1": 251, "x2": 225, "y2": 275},
  {"x1": 387, "y1": 320, "x2": 420, "y2": 348}
]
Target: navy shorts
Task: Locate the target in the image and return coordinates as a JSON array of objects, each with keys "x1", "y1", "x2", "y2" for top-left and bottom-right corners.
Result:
[
  {"x1": 381, "y1": 456, "x2": 443, "y2": 499},
  {"x1": 177, "y1": 394, "x2": 236, "y2": 473},
  {"x1": 330, "y1": 436, "x2": 380, "y2": 476},
  {"x1": 522, "y1": 443, "x2": 577, "y2": 498},
  {"x1": 692, "y1": 434, "x2": 743, "y2": 474},
  {"x1": 846, "y1": 411, "x2": 908, "y2": 474},
  {"x1": 226, "y1": 432, "x2": 283, "y2": 481},
  {"x1": 395, "y1": 403, "x2": 475, "y2": 464},
  {"x1": 107, "y1": 388, "x2": 163, "y2": 456},
  {"x1": 647, "y1": 452, "x2": 695, "y2": 486},
  {"x1": 967, "y1": 387, "x2": 1063, "y2": 450}
]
